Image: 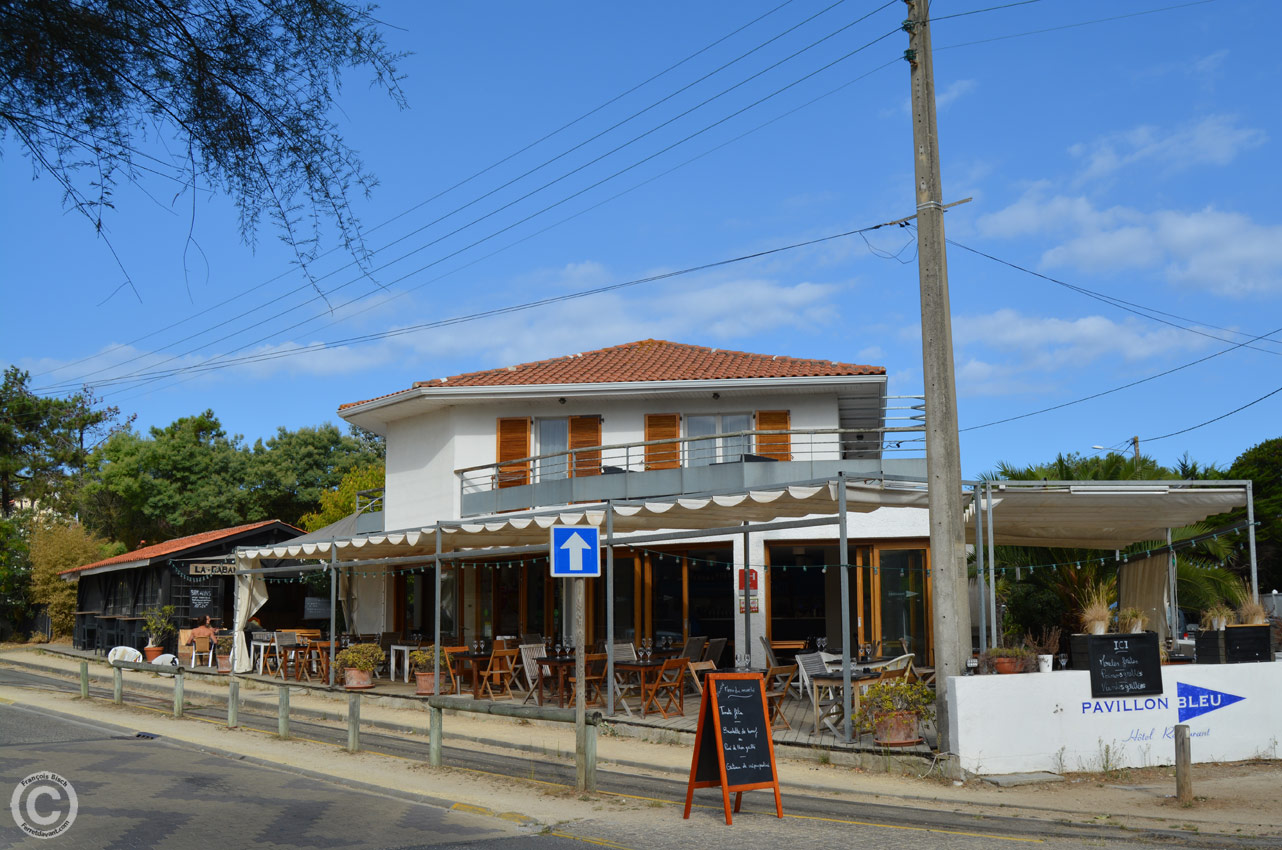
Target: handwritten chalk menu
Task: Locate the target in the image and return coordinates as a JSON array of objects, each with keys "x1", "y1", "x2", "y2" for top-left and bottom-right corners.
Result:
[
  {"x1": 1087, "y1": 632, "x2": 1163, "y2": 699},
  {"x1": 188, "y1": 585, "x2": 220, "y2": 618},
  {"x1": 303, "y1": 596, "x2": 330, "y2": 621},
  {"x1": 683, "y1": 672, "x2": 782, "y2": 825}
]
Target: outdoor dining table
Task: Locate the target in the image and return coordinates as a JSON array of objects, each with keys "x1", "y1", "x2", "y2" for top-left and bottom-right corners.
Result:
[
  {"x1": 452, "y1": 650, "x2": 491, "y2": 699},
  {"x1": 614, "y1": 659, "x2": 665, "y2": 716},
  {"x1": 811, "y1": 670, "x2": 879, "y2": 736},
  {"x1": 389, "y1": 643, "x2": 418, "y2": 683},
  {"x1": 536, "y1": 654, "x2": 578, "y2": 708}
]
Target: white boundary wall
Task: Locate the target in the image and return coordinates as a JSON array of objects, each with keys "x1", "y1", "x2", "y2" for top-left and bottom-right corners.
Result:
[{"x1": 947, "y1": 662, "x2": 1282, "y2": 775}]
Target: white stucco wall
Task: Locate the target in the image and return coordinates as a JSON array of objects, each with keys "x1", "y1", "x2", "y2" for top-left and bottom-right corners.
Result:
[{"x1": 948, "y1": 662, "x2": 1282, "y2": 775}]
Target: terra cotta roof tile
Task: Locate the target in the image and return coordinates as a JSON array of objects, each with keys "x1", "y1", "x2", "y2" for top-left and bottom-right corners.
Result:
[
  {"x1": 339, "y1": 339, "x2": 882, "y2": 409},
  {"x1": 59, "y1": 520, "x2": 300, "y2": 576}
]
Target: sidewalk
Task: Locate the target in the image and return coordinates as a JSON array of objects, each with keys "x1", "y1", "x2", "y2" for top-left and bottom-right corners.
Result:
[{"x1": 3, "y1": 645, "x2": 1280, "y2": 841}]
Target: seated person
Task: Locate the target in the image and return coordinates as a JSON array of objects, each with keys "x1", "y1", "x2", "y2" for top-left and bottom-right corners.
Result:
[{"x1": 187, "y1": 616, "x2": 218, "y2": 645}]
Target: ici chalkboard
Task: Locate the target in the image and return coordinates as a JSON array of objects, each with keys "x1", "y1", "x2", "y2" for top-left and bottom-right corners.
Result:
[
  {"x1": 1087, "y1": 632, "x2": 1163, "y2": 699},
  {"x1": 683, "y1": 672, "x2": 782, "y2": 825}
]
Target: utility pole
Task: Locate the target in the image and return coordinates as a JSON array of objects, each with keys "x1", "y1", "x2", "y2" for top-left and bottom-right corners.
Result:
[
  {"x1": 1132, "y1": 435, "x2": 1141, "y2": 478},
  {"x1": 905, "y1": 0, "x2": 970, "y2": 753}
]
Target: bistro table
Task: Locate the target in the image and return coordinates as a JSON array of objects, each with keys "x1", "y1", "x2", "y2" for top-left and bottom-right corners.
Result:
[
  {"x1": 614, "y1": 659, "x2": 665, "y2": 716},
  {"x1": 811, "y1": 670, "x2": 879, "y2": 736},
  {"x1": 536, "y1": 655, "x2": 579, "y2": 708},
  {"x1": 389, "y1": 644, "x2": 419, "y2": 683},
  {"x1": 452, "y1": 650, "x2": 491, "y2": 699}
]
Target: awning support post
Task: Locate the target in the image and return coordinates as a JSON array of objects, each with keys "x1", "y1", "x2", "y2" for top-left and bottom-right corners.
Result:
[
  {"x1": 838, "y1": 472, "x2": 853, "y2": 742},
  {"x1": 975, "y1": 484, "x2": 987, "y2": 655},
  {"x1": 985, "y1": 482, "x2": 998, "y2": 648},
  {"x1": 1247, "y1": 481, "x2": 1259, "y2": 600},
  {"x1": 605, "y1": 503, "x2": 615, "y2": 716},
  {"x1": 329, "y1": 549, "x2": 337, "y2": 687},
  {"x1": 434, "y1": 528, "x2": 443, "y2": 694}
]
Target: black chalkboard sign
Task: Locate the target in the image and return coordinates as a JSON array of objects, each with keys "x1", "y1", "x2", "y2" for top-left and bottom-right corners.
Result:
[
  {"x1": 1087, "y1": 632, "x2": 1163, "y2": 698},
  {"x1": 683, "y1": 672, "x2": 782, "y2": 825},
  {"x1": 189, "y1": 584, "x2": 221, "y2": 618},
  {"x1": 1225, "y1": 625, "x2": 1273, "y2": 663}
]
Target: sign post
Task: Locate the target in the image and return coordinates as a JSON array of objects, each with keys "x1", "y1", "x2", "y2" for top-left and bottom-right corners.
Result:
[
  {"x1": 683, "y1": 672, "x2": 782, "y2": 825},
  {"x1": 551, "y1": 526, "x2": 600, "y2": 792}
]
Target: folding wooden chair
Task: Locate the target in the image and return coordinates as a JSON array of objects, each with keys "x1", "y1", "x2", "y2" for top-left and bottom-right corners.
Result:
[
  {"x1": 648, "y1": 657, "x2": 687, "y2": 718},
  {"x1": 266, "y1": 632, "x2": 299, "y2": 679},
  {"x1": 679, "y1": 636, "x2": 707, "y2": 662},
  {"x1": 568, "y1": 653, "x2": 607, "y2": 707},
  {"x1": 685, "y1": 660, "x2": 715, "y2": 696},
  {"x1": 481, "y1": 647, "x2": 518, "y2": 700},
  {"x1": 701, "y1": 637, "x2": 727, "y2": 668},
  {"x1": 609, "y1": 642, "x2": 641, "y2": 714},
  {"x1": 519, "y1": 643, "x2": 547, "y2": 704},
  {"x1": 440, "y1": 645, "x2": 469, "y2": 695},
  {"x1": 765, "y1": 664, "x2": 798, "y2": 730}
]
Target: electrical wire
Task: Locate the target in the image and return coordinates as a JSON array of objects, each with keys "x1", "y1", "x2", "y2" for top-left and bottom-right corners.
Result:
[
  {"x1": 934, "y1": 0, "x2": 1221, "y2": 52},
  {"x1": 1142, "y1": 383, "x2": 1282, "y2": 443}
]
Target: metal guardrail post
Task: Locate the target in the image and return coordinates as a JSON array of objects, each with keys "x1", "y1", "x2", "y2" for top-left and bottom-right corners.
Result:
[
  {"x1": 112, "y1": 667, "x2": 122, "y2": 704},
  {"x1": 429, "y1": 705, "x2": 443, "y2": 767},
  {"x1": 278, "y1": 686, "x2": 290, "y2": 738},
  {"x1": 228, "y1": 680, "x2": 239, "y2": 728},
  {"x1": 347, "y1": 693, "x2": 360, "y2": 753},
  {"x1": 173, "y1": 672, "x2": 184, "y2": 717},
  {"x1": 79, "y1": 661, "x2": 89, "y2": 699}
]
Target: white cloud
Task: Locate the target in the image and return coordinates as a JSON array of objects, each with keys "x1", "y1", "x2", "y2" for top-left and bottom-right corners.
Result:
[
  {"x1": 935, "y1": 79, "x2": 977, "y2": 111},
  {"x1": 1069, "y1": 115, "x2": 1265, "y2": 182},
  {"x1": 978, "y1": 187, "x2": 1282, "y2": 296}
]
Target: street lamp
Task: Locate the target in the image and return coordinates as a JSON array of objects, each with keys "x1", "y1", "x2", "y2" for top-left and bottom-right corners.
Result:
[{"x1": 1092, "y1": 437, "x2": 1141, "y2": 473}]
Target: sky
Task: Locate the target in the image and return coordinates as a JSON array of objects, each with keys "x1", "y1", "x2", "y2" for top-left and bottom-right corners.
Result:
[{"x1": 2, "y1": 0, "x2": 1279, "y2": 480}]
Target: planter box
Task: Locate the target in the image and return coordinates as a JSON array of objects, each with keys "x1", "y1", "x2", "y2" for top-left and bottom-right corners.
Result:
[
  {"x1": 1225, "y1": 624, "x2": 1273, "y2": 663},
  {"x1": 1069, "y1": 634, "x2": 1091, "y2": 670},
  {"x1": 1195, "y1": 630, "x2": 1226, "y2": 664}
]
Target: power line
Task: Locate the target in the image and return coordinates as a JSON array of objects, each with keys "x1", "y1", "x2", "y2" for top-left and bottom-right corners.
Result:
[
  {"x1": 31, "y1": 0, "x2": 807, "y2": 383},
  {"x1": 1142, "y1": 383, "x2": 1282, "y2": 443},
  {"x1": 935, "y1": 0, "x2": 1221, "y2": 51},
  {"x1": 39, "y1": 5, "x2": 901, "y2": 395}
]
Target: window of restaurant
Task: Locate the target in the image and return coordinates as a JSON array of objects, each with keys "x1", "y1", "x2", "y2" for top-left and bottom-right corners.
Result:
[
  {"x1": 650, "y1": 553, "x2": 683, "y2": 644},
  {"x1": 685, "y1": 414, "x2": 752, "y2": 466},
  {"x1": 686, "y1": 547, "x2": 733, "y2": 644},
  {"x1": 875, "y1": 547, "x2": 929, "y2": 662},
  {"x1": 765, "y1": 545, "x2": 828, "y2": 643},
  {"x1": 590, "y1": 553, "x2": 638, "y2": 641}
]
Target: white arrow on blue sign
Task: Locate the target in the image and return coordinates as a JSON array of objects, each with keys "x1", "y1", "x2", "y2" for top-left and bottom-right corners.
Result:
[{"x1": 549, "y1": 526, "x2": 601, "y2": 578}]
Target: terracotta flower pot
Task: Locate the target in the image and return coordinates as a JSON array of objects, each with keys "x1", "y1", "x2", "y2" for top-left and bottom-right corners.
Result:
[
  {"x1": 992, "y1": 656, "x2": 1025, "y2": 674},
  {"x1": 216, "y1": 654, "x2": 232, "y2": 674},
  {"x1": 414, "y1": 671, "x2": 437, "y2": 695},
  {"x1": 873, "y1": 711, "x2": 923, "y2": 746},
  {"x1": 344, "y1": 668, "x2": 374, "y2": 689},
  {"x1": 143, "y1": 645, "x2": 165, "y2": 662}
]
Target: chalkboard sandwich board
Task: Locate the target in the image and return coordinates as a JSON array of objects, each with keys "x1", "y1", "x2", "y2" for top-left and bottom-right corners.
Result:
[
  {"x1": 1088, "y1": 632, "x2": 1163, "y2": 699},
  {"x1": 1225, "y1": 624, "x2": 1273, "y2": 663},
  {"x1": 682, "y1": 672, "x2": 782, "y2": 825}
]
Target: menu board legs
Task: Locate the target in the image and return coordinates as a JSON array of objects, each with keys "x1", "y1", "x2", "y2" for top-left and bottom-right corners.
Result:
[{"x1": 682, "y1": 672, "x2": 782, "y2": 825}]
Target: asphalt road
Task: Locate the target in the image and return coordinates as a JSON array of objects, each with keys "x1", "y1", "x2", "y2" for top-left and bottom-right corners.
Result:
[{"x1": 2, "y1": 665, "x2": 1276, "y2": 850}]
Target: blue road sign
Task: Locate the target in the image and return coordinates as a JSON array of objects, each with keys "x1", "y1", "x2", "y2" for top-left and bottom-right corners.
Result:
[{"x1": 550, "y1": 526, "x2": 601, "y2": 578}]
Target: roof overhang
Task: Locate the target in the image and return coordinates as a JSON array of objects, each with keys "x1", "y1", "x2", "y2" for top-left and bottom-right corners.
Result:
[
  {"x1": 65, "y1": 557, "x2": 151, "y2": 580},
  {"x1": 339, "y1": 374, "x2": 886, "y2": 435}
]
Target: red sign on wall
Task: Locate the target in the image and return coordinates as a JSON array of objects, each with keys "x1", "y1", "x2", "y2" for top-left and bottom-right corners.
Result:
[{"x1": 737, "y1": 569, "x2": 758, "y2": 591}]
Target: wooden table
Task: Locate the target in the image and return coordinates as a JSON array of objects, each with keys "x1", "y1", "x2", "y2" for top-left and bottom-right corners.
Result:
[
  {"x1": 452, "y1": 651, "x2": 491, "y2": 699},
  {"x1": 537, "y1": 655, "x2": 578, "y2": 707},
  {"x1": 615, "y1": 659, "x2": 665, "y2": 716},
  {"x1": 812, "y1": 671, "x2": 878, "y2": 736}
]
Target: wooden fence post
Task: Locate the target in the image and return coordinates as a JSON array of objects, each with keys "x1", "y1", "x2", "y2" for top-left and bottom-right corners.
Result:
[
  {"x1": 79, "y1": 661, "x2": 89, "y2": 699},
  {"x1": 278, "y1": 686, "x2": 290, "y2": 739},
  {"x1": 112, "y1": 667, "x2": 122, "y2": 705},
  {"x1": 228, "y1": 680, "x2": 239, "y2": 728},
  {"x1": 347, "y1": 693, "x2": 360, "y2": 753},
  {"x1": 173, "y1": 672, "x2": 184, "y2": 717},
  {"x1": 429, "y1": 705, "x2": 443, "y2": 768},
  {"x1": 585, "y1": 721, "x2": 597, "y2": 792},
  {"x1": 1175, "y1": 724, "x2": 1193, "y2": 804}
]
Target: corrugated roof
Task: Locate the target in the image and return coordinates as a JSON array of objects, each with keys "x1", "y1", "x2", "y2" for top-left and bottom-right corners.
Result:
[
  {"x1": 59, "y1": 520, "x2": 299, "y2": 576},
  {"x1": 340, "y1": 339, "x2": 883, "y2": 409}
]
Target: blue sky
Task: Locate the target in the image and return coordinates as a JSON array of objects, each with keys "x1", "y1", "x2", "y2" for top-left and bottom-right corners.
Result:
[{"x1": 3, "y1": 0, "x2": 1279, "y2": 479}]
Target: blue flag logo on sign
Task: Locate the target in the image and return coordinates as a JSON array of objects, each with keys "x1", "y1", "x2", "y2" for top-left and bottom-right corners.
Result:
[
  {"x1": 1177, "y1": 681, "x2": 1244, "y2": 722},
  {"x1": 550, "y1": 526, "x2": 601, "y2": 577}
]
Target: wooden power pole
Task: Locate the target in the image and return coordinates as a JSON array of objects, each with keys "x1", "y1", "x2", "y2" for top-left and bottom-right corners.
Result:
[{"x1": 905, "y1": 0, "x2": 971, "y2": 753}]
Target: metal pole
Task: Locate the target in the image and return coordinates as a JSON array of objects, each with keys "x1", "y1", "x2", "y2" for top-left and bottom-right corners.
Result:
[
  {"x1": 434, "y1": 528, "x2": 443, "y2": 694},
  {"x1": 1167, "y1": 528, "x2": 1177, "y2": 645},
  {"x1": 907, "y1": 0, "x2": 971, "y2": 751},
  {"x1": 329, "y1": 550, "x2": 337, "y2": 687},
  {"x1": 975, "y1": 485, "x2": 987, "y2": 655},
  {"x1": 278, "y1": 686, "x2": 290, "y2": 739},
  {"x1": 347, "y1": 692, "x2": 360, "y2": 752},
  {"x1": 838, "y1": 473, "x2": 853, "y2": 742},
  {"x1": 986, "y1": 482, "x2": 998, "y2": 647},
  {"x1": 228, "y1": 680, "x2": 239, "y2": 728},
  {"x1": 79, "y1": 661, "x2": 89, "y2": 699},
  {"x1": 742, "y1": 521, "x2": 751, "y2": 667},
  {"x1": 605, "y1": 505, "x2": 615, "y2": 716},
  {"x1": 574, "y1": 576, "x2": 587, "y2": 792},
  {"x1": 1247, "y1": 482, "x2": 1259, "y2": 600},
  {"x1": 173, "y1": 672, "x2": 184, "y2": 717}
]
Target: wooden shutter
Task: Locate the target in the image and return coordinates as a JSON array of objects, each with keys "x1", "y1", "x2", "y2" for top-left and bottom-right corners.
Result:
[
  {"x1": 644, "y1": 414, "x2": 681, "y2": 470},
  {"x1": 568, "y1": 416, "x2": 602, "y2": 477},
  {"x1": 496, "y1": 417, "x2": 531, "y2": 487},
  {"x1": 755, "y1": 410, "x2": 791, "y2": 461}
]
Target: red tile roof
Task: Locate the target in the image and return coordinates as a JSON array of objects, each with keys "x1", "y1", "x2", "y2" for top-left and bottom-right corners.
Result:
[
  {"x1": 340, "y1": 340, "x2": 883, "y2": 409},
  {"x1": 59, "y1": 520, "x2": 299, "y2": 576}
]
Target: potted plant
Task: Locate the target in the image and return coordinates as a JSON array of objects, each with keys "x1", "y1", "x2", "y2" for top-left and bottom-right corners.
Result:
[
  {"x1": 142, "y1": 605, "x2": 176, "y2": 662},
  {"x1": 981, "y1": 646, "x2": 1034, "y2": 674},
  {"x1": 335, "y1": 643, "x2": 384, "y2": 689},
  {"x1": 1118, "y1": 606, "x2": 1147, "y2": 634},
  {"x1": 408, "y1": 647, "x2": 443, "y2": 695},
  {"x1": 1202, "y1": 604, "x2": 1234, "y2": 631},
  {"x1": 215, "y1": 635, "x2": 234, "y2": 674},
  {"x1": 1079, "y1": 583, "x2": 1111, "y2": 635},
  {"x1": 856, "y1": 679, "x2": 934, "y2": 746},
  {"x1": 1237, "y1": 599, "x2": 1268, "y2": 625}
]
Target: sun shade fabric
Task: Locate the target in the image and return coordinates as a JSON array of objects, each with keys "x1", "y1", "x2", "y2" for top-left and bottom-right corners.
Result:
[
  {"x1": 965, "y1": 486, "x2": 1247, "y2": 549},
  {"x1": 233, "y1": 481, "x2": 934, "y2": 565}
]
